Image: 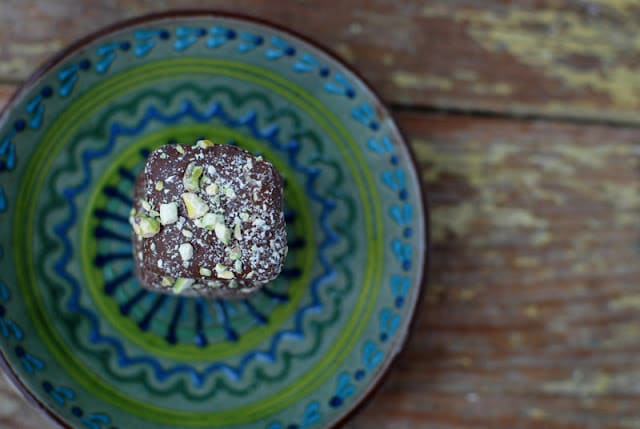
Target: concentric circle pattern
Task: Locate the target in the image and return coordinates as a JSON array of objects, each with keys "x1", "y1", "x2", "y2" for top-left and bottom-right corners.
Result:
[{"x1": 0, "y1": 13, "x2": 426, "y2": 429}]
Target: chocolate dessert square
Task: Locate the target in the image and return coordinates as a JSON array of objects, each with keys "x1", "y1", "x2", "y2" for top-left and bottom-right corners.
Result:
[{"x1": 129, "y1": 140, "x2": 287, "y2": 298}]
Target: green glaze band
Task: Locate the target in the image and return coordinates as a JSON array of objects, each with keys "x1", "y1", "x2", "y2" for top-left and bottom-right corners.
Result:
[{"x1": 14, "y1": 59, "x2": 384, "y2": 424}]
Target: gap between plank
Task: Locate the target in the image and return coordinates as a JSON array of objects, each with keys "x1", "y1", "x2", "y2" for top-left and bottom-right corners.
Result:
[{"x1": 389, "y1": 103, "x2": 640, "y2": 130}]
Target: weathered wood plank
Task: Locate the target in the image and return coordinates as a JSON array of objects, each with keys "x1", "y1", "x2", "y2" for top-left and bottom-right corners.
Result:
[
  {"x1": 1, "y1": 87, "x2": 640, "y2": 427},
  {"x1": 2, "y1": 1, "x2": 640, "y2": 123},
  {"x1": 349, "y1": 113, "x2": 640, "y2": 429},
  {"x1": 0, "y1": 373, "x2": 48, "y2": 429}
]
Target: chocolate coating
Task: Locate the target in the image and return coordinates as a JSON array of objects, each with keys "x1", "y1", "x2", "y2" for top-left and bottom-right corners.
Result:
[{"x1": 129, "y1": 142, "x2": 287, "y2": 298}]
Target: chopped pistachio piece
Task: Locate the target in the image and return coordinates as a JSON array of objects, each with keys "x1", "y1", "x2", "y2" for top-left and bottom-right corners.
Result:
[
  {"x1": 194, "y1": 212, "x2": 224, "y2": 230},
  {"x1": 132, "y1": 214, "x2": 160, "y2": 238},
  {"x1": 159, "y1": 202, "x2": 178, "y2": 225},
  {"x1": 229, "y1": 246, "x2": 242, "y2": 261},
  {"x1": 205, "y1": 182, "x2": 219, "y2": 195},
  {"x1": 176, "y1": 145, "x2": 185, "y2": 154},
  {"x1": 160, "y1": 152, "x2": 168, "y2": 159},
  {"x1": 240, "y1": 212, "x2": 249, "y2": 222},
  {"x1": 214, "y1": 222, "x2": 231, "y2": 244},
  {"x1": 161, "y1": 276, "x2": 174, "y2": 287},
  {"x1": 181, "y1": 192, "x2": 209, "y2": 218},
  {"x1": 155, "y1": 181, "x2": 164, "y2": 191},
  {"x1": 183, "y1": 162, "x2": 204, "y2": 192},
  {"x1": 223, "y1": 187, "x2": 236, "y2": 199},
  {"x1": 215, "y1": 264, "x2": 235, "y2": 279},
  {"x1": 229, "y1": 279, "x2": 239, "y2": 289},
  {"x1": 141, "y1": 199, "x2": 152, "y2": 212},
  {"x1": 196, "y1": 139, "x2": 214, "y2": 148},
  {"x1": 199, "y1": 267, "x2": 212, "y2": 276},
  {"x1": 173, "y1": 278, "x2": 194, "y2": 293},
  {"x1": 246, "y1": 271, "x2": 255, "y2": 279},
  {"x1": 234, "y1": 259, "x2": 243, "y2": 273},
  {"x1": 182, "y1": 229, "x2": 193, "y2": 238},
  {"x1": 219, "y1": 270, "x2": 235, "y2": 279},
  {"x1": 179, "y1": 243, "x2": 194, "y2": 261},
  {"x1": 233, "y1": 223, "x2": 242, "y2": 241}
]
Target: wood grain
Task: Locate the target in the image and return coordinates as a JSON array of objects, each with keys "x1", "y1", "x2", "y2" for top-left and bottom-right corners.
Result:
[
  {"x1": 2, "y1": 80, "x2": 639, "y2": 427},
  {"x1": 3, "y1": 1, "x2": 640, "y2": 124},
  {"x1": 0, "y1": 372, "x2": 49, "y2": 429},
  {"x1": 351, "y1": 113, "x2": 640, "y2": 429}
]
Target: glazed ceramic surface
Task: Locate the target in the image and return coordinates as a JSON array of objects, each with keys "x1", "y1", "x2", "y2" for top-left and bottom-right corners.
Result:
[{"x1": 0, "y1": 12, "x2": 427, "y2": 429}]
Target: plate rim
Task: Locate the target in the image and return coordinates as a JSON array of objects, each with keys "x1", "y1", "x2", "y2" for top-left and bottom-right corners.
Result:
[{"x1": 0, "y1": 9, "x2": 431, "y2": 429}]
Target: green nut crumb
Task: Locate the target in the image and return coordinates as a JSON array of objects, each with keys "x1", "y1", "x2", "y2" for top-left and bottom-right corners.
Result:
[
  {"x1": 215, "y1": 264, "x2": 235, "y2": 279},
  {"x1": 131, "y1": 214, "x2": 160, "y2": 238},
  {"x1": 205, "y1": 182, "x2": 219, "y2": 195},
  {"x1": 223, "y1": 187, "x2": 236, "y2": 199},
  {"x1": 194, "y1": 213, "x2": 224, "y2": 230},
  {"x1": 173, "y1": 278, "x2": 194, "y2": 294},
  {"x1": 159, "y1": 202, "x2": 178, "y2": 225},
  {"x1": 183, "y1": 162, "x2": 204, "y2": 192},
  {"x1": 181, "y1": 192, "x2": 209, "y2": 219},
  {"x1": 179, "y1": 242, "x2": 194, "y2": 261},
  {"x1": 196, "y1": 139, "x2": 214, "y2": 148},
  {"x1": 229, "y1": 246, "x2": 242, "y2": 261},
  {"x1": 214, "y1": 223, "x2": 231, "y2": 245}
]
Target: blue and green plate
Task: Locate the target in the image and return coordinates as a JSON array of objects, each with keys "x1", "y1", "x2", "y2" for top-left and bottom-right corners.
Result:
[{"x1": 0, "y1": 12, "x2": 427, "y2": 429}]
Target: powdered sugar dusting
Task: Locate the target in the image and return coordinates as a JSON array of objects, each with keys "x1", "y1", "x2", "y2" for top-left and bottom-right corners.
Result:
[{"x1": 129, "y1": 142, "x2": 287, "y2": 295}]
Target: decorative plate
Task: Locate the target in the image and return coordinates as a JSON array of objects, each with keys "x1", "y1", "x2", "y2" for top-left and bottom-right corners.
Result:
[{"x1": 0, "y1": 12, "x2": 427, "y2": 429}]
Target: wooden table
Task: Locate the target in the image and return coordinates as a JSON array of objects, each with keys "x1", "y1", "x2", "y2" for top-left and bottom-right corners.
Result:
[{"x1": 1, "y1": 1, "x2": 639, "y2": 428}]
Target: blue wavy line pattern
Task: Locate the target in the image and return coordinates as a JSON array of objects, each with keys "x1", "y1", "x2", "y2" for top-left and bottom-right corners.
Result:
[{"x1": 52, "y1": 100, "x2": 338, "y2": 384}]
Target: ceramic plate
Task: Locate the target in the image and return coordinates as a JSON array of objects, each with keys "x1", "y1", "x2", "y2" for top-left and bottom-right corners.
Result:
[{"x1": 0, "y1": 12, "x2": 427, "y2": 429}]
